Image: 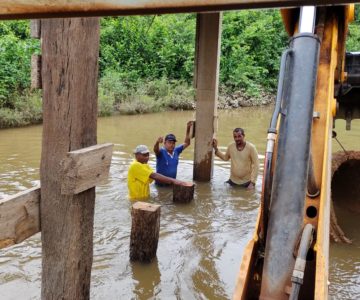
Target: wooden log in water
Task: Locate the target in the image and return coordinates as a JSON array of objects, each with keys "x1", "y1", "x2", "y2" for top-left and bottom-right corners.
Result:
[
  {"x1": 173, "y1": 182, "x2": 195, "y2": 203},
  {"x1": 130, "y1": 202, "x2": 161, "y2": 262}
]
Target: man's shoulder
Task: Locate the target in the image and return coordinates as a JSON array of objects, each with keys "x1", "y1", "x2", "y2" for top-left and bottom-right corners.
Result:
[
  {"x1": 227, "y1": 142, "x2": 236, "y2": 149},
  {"x1": 175, "y1": 144, "x2": 184, "y2": 152},
  {"x1": 156, "y1": 147, "x2": 167, "y2": 158},
  {"x1": 246, "y1": 141, "x2": 258, "y2": 154},
  {"x1": 246, "y1": 141, "x2": 257, "y2": 149}
]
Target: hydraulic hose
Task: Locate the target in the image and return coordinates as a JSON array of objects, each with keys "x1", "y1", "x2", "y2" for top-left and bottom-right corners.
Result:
[
  {"x1": 260, "y1": 49, "x2": 293, "y2": 244},
  {"x1": 289, "y1": 224, "x2": 315, "y2": 300}
]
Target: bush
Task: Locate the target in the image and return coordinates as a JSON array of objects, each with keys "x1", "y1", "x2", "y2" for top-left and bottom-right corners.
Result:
[
  {"x1": 0, "y1": 90, "x2": 42, "y2": 128},
  {"x1": 98, "y1": 87, "x2": 115, "y2": 116}
]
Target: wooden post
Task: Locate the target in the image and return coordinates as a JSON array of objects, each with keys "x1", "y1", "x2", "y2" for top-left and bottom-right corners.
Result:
[
  {"x1": 31, "y1": 54, "x2": 42, "y2": 89},
  {"x1": 193, "y1": 12, "x2": 222, "y2": 181},
  {"x1": 130, "y1": 202, "x2": 161, "y2": 263},
  {"x1": 40, "y1": 17, "x2": 100, "y2": 299},
  {"x1": 30, "y1": 20, "x2": 41, "y2": 38},
  {"x1": 173, "y1": 183, "x2": 195, "y2": 203}
]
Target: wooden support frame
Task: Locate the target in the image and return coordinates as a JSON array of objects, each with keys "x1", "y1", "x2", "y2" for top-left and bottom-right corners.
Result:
[
  {"x1": 0, "y1": 0, "x2": 357, "y2": 20},
  {"x1": 0, "y1": 186, "x2": 40, "y2": 249},
  {"x1": 61, "y1": 143, "x2": 113, "y2": 195},
  {"x1": 193, "y1": 12, "x2": 222, "y2": 181},
  {"x1": 31, "y1": 54, "x2": 42, "y2": 89},
  {"x1": 40, "y1": 17, "x2": 100, "y2": 299}
]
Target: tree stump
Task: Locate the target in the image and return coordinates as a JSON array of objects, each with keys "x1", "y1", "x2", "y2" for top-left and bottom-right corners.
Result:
[
  {"x1": 173, "y1": 182, "x2": 195, "y2": 203},
  {"x1": 130, "y1": 202, "x2": 161, "y2": 262}
]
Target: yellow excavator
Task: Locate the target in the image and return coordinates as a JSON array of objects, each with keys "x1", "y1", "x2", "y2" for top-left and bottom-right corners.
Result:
[{"x1": 234, "y1": 4, "x2": 358, "y2": 300}]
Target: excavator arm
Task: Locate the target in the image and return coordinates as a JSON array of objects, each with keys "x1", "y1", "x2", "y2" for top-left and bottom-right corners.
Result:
[{"x1": 234, "y1": 5, "x2": 356, "y2": 300}]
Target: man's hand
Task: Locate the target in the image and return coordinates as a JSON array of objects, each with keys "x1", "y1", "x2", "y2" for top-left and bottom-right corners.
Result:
[
  {"x1": 187, "y1": 120, "x2": 194, "y2": 129},
  {"x1": 157, "y1": 137, "x2": 164, "y2": 144},
  {"x1": 212, "y1": 138, "x2": 218, "y2": 151}
]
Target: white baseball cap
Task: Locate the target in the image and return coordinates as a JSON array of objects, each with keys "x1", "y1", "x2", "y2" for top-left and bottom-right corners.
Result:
[{"x1": 134, "y1": 145, "x2": 150, "y2": 154}]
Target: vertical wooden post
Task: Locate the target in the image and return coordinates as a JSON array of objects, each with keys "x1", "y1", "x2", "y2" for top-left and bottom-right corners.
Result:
[
  {"x1": 30, "y1": 20, "x2": 41, "y2": 39},
  {"x1": 130, "y1": 202, "x2": 161, "y2": 263},
  {"x1": 193, "y1": 13, "x2": 222, "y2": 181},
  {"x1": 31, "y1": 54, "x2": 42, "y2": 89},
  {"x1": 40, "y1": 18, "x2": 100, "y2": 299}
]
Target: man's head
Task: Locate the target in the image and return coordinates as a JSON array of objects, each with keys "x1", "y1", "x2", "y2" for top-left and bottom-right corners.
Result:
[
  {"x1": 164, "y1": 133, "x2": 177, "y2": 153},
  {"x1": 233, "y1": 128, "x2": 245, "y2": 146},
  {"x1": 134, "y1": 145, "x2": 150, "y2": 164}
]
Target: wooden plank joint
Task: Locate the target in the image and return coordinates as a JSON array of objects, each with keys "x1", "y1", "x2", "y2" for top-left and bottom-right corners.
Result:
[{"x1": 61, "y1": 143, "x2": 114, "y2": 195}]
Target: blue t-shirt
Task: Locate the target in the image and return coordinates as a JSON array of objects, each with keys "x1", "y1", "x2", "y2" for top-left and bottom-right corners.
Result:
[{"x1": 156, "y1": 145, "x2": 184, "y2": 180}]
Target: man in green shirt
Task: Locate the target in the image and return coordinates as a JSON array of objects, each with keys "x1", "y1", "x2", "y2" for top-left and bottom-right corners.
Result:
[{"x1": 212, "y1": 128, "x2": 259, "y2": 189}]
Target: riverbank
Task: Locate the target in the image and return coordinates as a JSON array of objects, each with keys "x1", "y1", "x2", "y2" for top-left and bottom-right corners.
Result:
[{"x1": 0, "y1": 79, "x2": 274, "y2": 129}]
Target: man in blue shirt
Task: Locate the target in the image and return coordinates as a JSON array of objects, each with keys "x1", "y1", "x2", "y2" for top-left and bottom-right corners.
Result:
[{"x1": 153, "y1": 121, "x2": 194, "y2": 186}]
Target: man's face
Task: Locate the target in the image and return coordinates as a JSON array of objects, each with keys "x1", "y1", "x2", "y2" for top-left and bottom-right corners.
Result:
[
  {"x1": 135, "y1": 152, "x2": 150, "y2": 164},
  {"x1": 233, "y1": 131, "x2": 245, "y2": 145},
  {"x1": 164, "y1": 140, "x2": 176, "y2": 152}
]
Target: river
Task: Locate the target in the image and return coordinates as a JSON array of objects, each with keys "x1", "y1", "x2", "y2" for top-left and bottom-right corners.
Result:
[{"x1": 0, "y1": 107, "x2": 359, "y2": 299}]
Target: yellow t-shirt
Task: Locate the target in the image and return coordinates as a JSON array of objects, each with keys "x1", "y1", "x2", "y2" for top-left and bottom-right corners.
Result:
[{"x1": 127, "y1": 160, "x2": 154, "y2": 200}]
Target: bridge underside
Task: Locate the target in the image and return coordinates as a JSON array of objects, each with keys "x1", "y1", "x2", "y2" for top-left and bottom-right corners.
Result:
[{"x1": 1, "y1": 0, "x2": 357, "y2": 20}]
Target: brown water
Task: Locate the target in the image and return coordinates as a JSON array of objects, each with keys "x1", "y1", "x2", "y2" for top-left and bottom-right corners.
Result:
[{"x1": 0, "y1": 107, "x2": 359, "y2": 299}]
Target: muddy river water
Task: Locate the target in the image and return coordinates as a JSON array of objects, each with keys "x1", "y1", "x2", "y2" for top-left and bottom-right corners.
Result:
[{"x1": 0, "y1": 107, "x2": 359, "y2": 299}]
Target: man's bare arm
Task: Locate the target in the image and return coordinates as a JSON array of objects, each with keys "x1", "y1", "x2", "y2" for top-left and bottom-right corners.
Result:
[
  {"x1": 153, "y1": 136, "x2": 163, "y2": 155},
  {"x1": 183, "y1": 120, "x2": 194, "y2": 150},
  {"x1": 150, "y1": 172, "x2": 186, "y2": 186}
]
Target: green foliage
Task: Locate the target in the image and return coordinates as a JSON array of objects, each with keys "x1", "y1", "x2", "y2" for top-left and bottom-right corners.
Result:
[
  {"x1": 221, "y1": 10, "x2": 288, "y2": 96},
  {"x1": 100, "y1": 14, "x2": 196, "y2": 82},
  {"x1": 0, "y1": 20, "x2": 39, "y2": 107},
  {"x1": 0, "y1": 91, "x2": 42, "y2": 128},
  {"x1": 346, "y1": 5, "x2": 360, "y2": 51},
  {"x1": 0, "y1": 10, "x2": 289, "y2": 126}
]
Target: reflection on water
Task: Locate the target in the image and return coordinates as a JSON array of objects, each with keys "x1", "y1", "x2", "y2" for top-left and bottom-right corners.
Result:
[{"x1": 0, "y1": 107, "x2": 359, "y2": 299}]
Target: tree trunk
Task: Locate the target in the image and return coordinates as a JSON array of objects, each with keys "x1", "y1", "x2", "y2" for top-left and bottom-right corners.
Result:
[
  {"x1": 130, "y1": 202, "x2": 161, "y2": 262},
  {"x1": 40, "y1": 17, "x2": 100, "y2": 300},
  {"x1": 173, "y1": 183, "x2": 195, "y2": 203}
]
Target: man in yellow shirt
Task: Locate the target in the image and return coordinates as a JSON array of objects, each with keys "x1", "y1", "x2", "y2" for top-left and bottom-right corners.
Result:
[
  {"x1": 212, "y1": 128, "x2": 259, "y2": 189},
  {"x1": 127, "y1": 145, "x2": 186, "y2": 200}
]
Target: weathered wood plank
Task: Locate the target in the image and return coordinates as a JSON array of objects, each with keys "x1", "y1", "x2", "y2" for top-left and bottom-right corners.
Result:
[
  {"x1": 61, "y1": 143, "x2": 113, "y2": 195},
  {"x1": 0, "y1": 1, "x2": 357, "y2": 20},
  {"x1": 30, "y1": 19, "x2": 41, "y2": 38},
  {"x1": 31, "y1": 54, "x2": 42, "y2": 89},
  {"x1": 130, "y1": 202, "x2": 161, "y2": 262},
  {"x1": 40, "y1": 17, "x2": 100, "y2": 299},
  {"x1": 0, "y1": 186, "x2": 40, "y2": 249}
]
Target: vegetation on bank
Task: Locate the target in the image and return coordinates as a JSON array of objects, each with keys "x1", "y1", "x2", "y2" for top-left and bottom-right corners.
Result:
[{"x1": 1, "y1": 7, "x2": 360, "y2": 128}]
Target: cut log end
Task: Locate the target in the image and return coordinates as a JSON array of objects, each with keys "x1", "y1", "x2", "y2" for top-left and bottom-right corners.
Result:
[
  {"x1": 173, "y1": 183, "x2": 195, "y2": 203},
  {"x1": 130, "y1": 202, "x2": 161, "y2": 262}
]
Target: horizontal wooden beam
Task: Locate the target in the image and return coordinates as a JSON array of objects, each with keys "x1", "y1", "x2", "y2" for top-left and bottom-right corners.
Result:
[
  {"x1": 0, "y1": 186, "x2": 40, "y2": 249},
  {"x1": 1, "y1": 1, "x2": 357, "y2": 20},
  {"x1": 61, "y1": 143, "x2": 114, "y2": 195}
]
